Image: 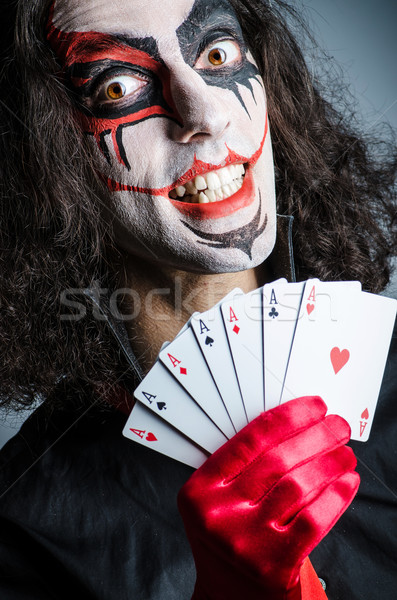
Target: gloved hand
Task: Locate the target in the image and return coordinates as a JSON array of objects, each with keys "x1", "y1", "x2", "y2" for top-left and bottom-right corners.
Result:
[{"x1": 178, "y1": 396, "x2": 360, "y2": 600}]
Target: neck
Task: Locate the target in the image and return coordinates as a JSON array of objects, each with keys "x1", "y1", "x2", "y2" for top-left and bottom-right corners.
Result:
[{"x1": 119, "y1": 256, "x2": 271, "y2": 373}]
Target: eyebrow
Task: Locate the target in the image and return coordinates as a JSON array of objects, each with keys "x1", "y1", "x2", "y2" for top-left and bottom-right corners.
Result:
[
  {"x1": 48, "y1": 22, "x2": 161, "y2": 70},
  {"x1": 176, "y1": 0, "x2": 245, "y2": 62},
  {"x1": 73, "y1": 33, "x2": 160, "y2": 61}
]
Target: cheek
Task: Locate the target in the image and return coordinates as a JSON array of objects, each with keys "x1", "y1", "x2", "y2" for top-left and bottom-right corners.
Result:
[{"x1": 85, "y1": 119, "x2": 179, "y2": 190}]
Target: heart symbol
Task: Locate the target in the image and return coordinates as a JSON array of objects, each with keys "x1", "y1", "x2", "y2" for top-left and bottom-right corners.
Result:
[
  {"x1": 306, "y1": 303, "x2": 315, "y2": 315},
  {"x1": 146, "y1": 432, "x2": 157, "y2": 442},
  {"x1": 330, "y1": 347, "x2": 350, "y2": 374},
  {"x1": 361, "y1": 408, "x2": 369, "y2": 420},
  {"x1": 157, "y1": 402, "x2": 166, "y2": 411}
]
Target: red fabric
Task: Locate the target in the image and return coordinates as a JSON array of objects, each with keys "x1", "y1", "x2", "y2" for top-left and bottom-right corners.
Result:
[
  {"x1": 300, "y1": 558, "x2": 327, "y2": 600},
  {"x1": 178, "y1": 396, "x2": 359, "y2": 600}
]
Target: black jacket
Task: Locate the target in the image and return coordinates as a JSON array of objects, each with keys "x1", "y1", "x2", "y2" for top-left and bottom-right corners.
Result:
[
  {"x1": 0, "y1": 319, "x2": 396, "y2": 599},
  {"x1": 1, "y1": 219, "x2": 396, "y2": 599}
]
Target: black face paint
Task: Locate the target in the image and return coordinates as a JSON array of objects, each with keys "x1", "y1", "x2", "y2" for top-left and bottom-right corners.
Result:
[
  {"x1": 181, "y1": 198, "x2": 268, "y2": 259},
  {"x1": 57, "y1": 34, "x2": 182, "y2": 170},
  {"x1": 65, "y1": 37, "x2": 174, "y2": 120},
  {"x1": 176, "y1": 0, "x2": 261, "y2": 116}
]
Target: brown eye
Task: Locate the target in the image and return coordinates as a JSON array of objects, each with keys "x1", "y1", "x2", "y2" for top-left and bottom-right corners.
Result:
[
  {"x1": 106, "y1": 81, "x2": 126, "y2": 100},
  {"x1": 94, "y1": 73, "x2": 148, "y2": 107},
  {"x1": 208, "y1": 47, "x2": 226, "y2": 66},
  {"x1": 195, "y1": 40, "x2": 241, "y2": 70}
]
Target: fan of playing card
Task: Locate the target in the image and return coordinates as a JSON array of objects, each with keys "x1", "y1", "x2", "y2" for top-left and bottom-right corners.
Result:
[{"x1": 123, "y1": 278, "x2": 397, "y2": 468}]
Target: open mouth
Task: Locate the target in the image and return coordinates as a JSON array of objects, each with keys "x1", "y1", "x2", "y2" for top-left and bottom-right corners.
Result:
[
  {"x1": 169, "y1": 163, "x2": 255, "y2": 220},
  {"x1": 169, "y1": 163, "x2": 246, "y2": 204}
]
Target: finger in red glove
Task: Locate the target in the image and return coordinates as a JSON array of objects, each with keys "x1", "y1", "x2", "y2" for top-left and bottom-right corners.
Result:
[{"x1": 178, "y1": 396, "x2": 360, "y2": 600}]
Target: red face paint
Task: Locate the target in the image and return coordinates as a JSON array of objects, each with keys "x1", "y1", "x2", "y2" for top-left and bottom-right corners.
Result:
[{"x1": 46, "y1": 4, "x2": 182, "y2": 169}]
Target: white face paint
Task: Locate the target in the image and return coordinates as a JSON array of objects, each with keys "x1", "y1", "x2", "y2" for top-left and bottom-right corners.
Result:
[{"x1": 49, "y1": 0, "x2": 277, "y2": 273}]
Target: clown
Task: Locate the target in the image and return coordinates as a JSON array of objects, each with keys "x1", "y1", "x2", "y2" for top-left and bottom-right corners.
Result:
[{"x1": 0, "y1": 1, "x2": 396, "y2": 599}]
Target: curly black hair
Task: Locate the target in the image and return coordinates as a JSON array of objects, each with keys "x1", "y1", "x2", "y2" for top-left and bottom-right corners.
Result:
[{"x1": 0, "y1": 0, "x2": 396, "y2": 410}]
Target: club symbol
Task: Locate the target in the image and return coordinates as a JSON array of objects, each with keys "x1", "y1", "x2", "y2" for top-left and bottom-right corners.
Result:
[
  {"x1": 269, "y1": 307, "x2": 279, "y2": 319},
  {"x1": 205, "y1": 336, "x2": 215, "y2": 347}
]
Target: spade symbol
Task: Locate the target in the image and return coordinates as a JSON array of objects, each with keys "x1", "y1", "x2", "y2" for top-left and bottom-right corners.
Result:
[
  {"x1": 157, "y1": 402, "x2": 167, "y2": 411},
  {"x1": 205, "y1": 336, "x2": 215, "y2": 347}
]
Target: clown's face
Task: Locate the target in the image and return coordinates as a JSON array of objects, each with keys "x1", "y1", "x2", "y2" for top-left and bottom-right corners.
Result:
[{"x1": 49, "y1": 0, "x2": 277, "y2": 273}]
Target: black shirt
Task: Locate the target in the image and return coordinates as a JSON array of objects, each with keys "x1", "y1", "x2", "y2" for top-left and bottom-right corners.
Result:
[{"x1": 1, "y1": 320, "x2": 396, "y2": 599}]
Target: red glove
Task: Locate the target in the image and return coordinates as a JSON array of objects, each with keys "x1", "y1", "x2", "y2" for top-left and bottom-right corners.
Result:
[{"x1": 178, "y1": 396, "x2": 360, "y2": 600}]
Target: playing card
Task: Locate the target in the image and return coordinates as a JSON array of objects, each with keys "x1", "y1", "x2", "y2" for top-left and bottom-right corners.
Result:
[
  {"x1": 134, "y1": 360, "x2": 228, "y2": 453},
  {"x1": 281, "y1": 279, "x2": 396, "y2": 441},
  {"x1": 191, "y1": 288, "x2": 248, "y2": 432},
  {"x1": 158, "y1": 327, "x2": 235, "y2": 438},
  {"x1": 123, "y1": 402, "x2": 209, "y2": 468},
  {"x1": 221, "y1": 287, "x2": 265, "y2": 421},
  {"x1": 262, "y1": 279, "x2": 362, "y2": 410},
  {"x1": 262, "y1": 281, "x2": 305, "y2": 409}
]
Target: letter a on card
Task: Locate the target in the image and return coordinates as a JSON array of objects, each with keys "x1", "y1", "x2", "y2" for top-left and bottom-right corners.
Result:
[
  {"x1": 168, "y1": 353, "x2": 181, "y2": 368},
  {"x1": 229, "y1": 307, "x2": 238, "y2": 322}
]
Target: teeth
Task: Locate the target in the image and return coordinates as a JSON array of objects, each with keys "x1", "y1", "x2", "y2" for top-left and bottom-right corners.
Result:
[
  {"x1": 194, "y1": 175, "x2": 207, "y2": 191},
  {"x1": 170, "y1": 163, "x2": 246, "y2": 204},
  {"x1": 206, "y1": 171, "x2": 221, "y2": 190},
  {"x1": 216, "y1": 188, "x2": 224, "y2": 201},
  {"x1": 222, "y1": 184, "x2": 232, "y2": 197},
  {"x1": 204, "y1": 189, "x2": 217, "y2": 202},
  {"x1": 229, "y1": 181, "x2": 239, "y2": 194},
  {"x1": 185, "y1": 180, "x2": 198, "y2": 194},
  {"x1": 198, "y1": 192, "x2": 209, "y2": 203},
  {"x1": 175, "y1": 185, "x2": 186, "y2": 197},
  {"x1": 218, "y1": 167, "x2": 233, "y2": 186}
]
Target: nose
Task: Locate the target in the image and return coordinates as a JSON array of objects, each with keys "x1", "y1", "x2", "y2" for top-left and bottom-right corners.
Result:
[{"x1": 167, "y1": 63, "x2": 231, "y2": 144}]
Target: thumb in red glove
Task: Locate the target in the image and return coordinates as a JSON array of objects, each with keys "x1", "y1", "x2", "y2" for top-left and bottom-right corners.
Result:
[{"x1": 178, "y1": 396, "x2": 360, "y2": 600}]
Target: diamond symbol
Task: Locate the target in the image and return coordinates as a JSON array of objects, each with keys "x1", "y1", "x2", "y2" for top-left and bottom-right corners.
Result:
[
  {"x1": 233, "y1": 325, "x2": 240, "y2": 334},
  {"x1": 180, "y1": 367, "x2": 187, "y2": 375}
]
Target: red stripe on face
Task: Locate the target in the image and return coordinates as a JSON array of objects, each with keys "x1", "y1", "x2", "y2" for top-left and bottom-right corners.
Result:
[
  {"x1": 46, "y1": 4, "x2": 182, "y2": 168},
  {"x1": 47, "y1": 3, "x2": 163, "y2": 72}
]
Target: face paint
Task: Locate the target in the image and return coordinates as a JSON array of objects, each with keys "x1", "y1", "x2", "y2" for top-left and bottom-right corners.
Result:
[
  {"x1": 47, "y1": 16, "x2": 182, "y2": 170},
  {"x1": 182, "y1": 199, "x2": 268, "y2": 259},
  {"x1": 48, "y1": 0, "x2": 277, "y2": 274},
  {"x1": 175, "y1": 0, "x2": 262, "y2": 117}
]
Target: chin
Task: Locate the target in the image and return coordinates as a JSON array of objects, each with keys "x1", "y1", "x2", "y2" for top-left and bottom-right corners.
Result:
[{"x1": 152, "y1": 229, "x2": 277, "y2": 274}]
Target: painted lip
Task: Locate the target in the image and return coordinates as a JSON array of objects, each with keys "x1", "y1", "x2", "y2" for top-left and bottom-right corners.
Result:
[
  {"x1": 100, "y1": 113, "x2": 268, "y2": 219},
  {"x1": 170, "y1": 166, "x2": 255, "y2": 220}
]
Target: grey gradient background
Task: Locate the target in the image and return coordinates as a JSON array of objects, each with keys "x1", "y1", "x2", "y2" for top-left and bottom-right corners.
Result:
[{"x1": 1, "y1": 0, "x2": 396, "y2": 448}]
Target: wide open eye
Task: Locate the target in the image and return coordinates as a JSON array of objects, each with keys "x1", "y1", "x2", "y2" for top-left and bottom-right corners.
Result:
[
  {"x1": 94, "y1": 73, "x2": 148, "y2": 105},
  {"x1": 195, "y1": 39, "x2": 242, "y2": 70}
]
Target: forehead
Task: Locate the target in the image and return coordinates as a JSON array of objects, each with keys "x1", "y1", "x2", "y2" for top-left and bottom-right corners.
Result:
[{"x1": 52, "y1": 0, "x2": 236, "y2": 37}]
